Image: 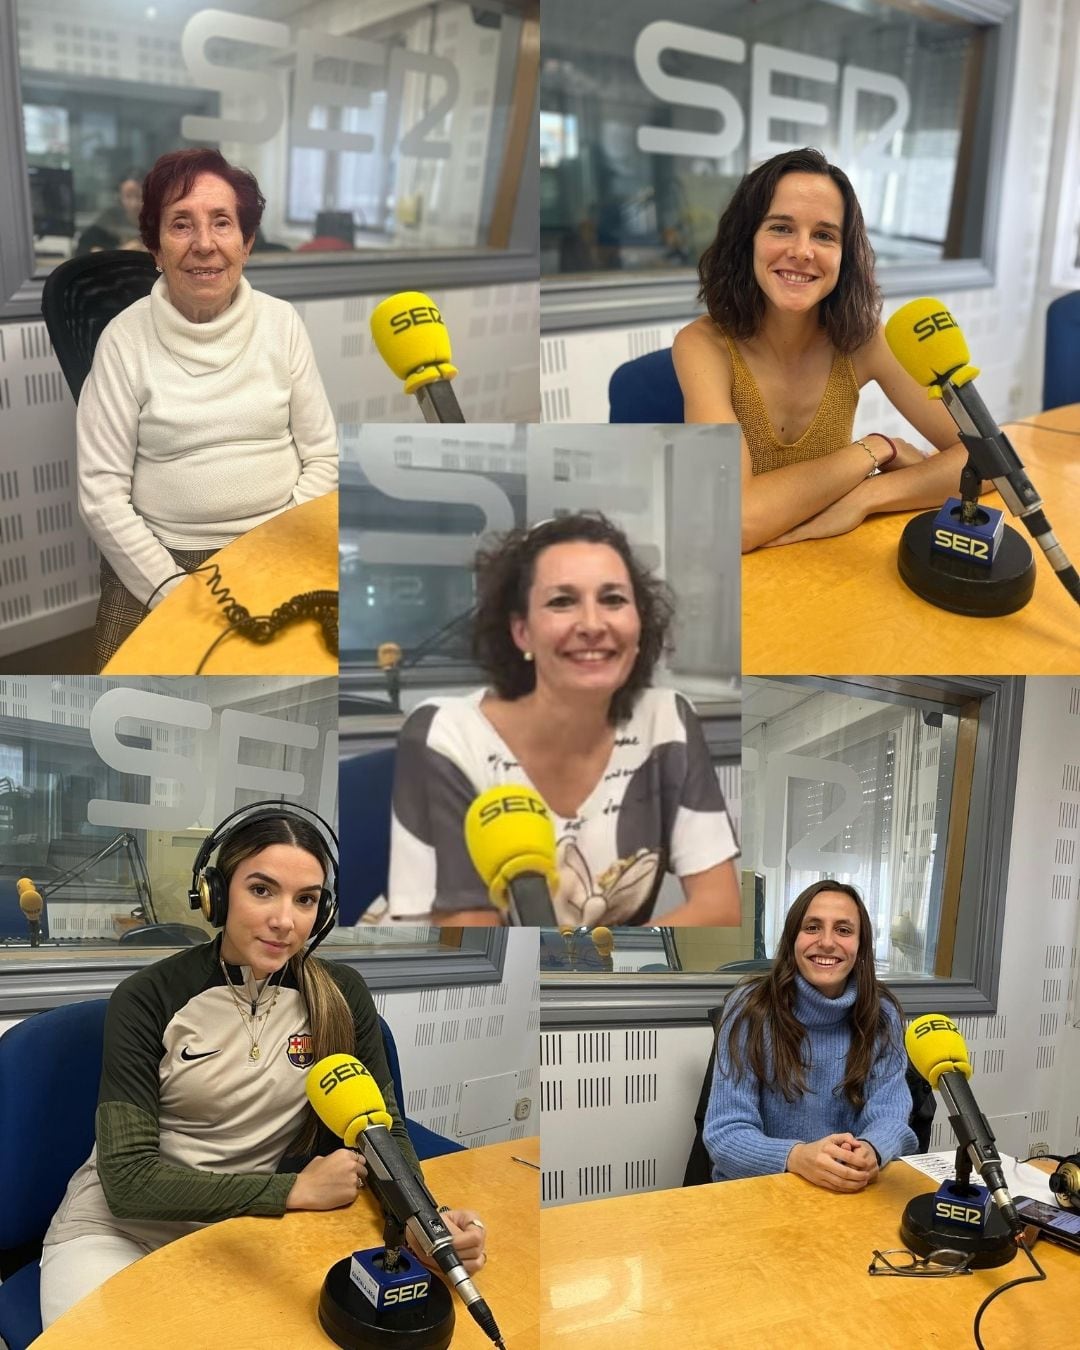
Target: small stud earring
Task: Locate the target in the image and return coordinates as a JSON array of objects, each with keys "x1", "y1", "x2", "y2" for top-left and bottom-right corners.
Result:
[{"x1": 523, "y1": 651, "x2": 534, "y2": 662}]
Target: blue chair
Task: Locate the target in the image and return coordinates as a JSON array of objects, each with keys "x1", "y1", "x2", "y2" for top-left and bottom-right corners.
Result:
[
  {"x1": 609, "y1": 348, "x2": 684, "y2": 423},
  {"x1": 338, "y1": 748, "x2": 397, "y2": 924},
  {"x1": 0, "y1": 999, "x2": 108, "y2": 1350},
  {"x1": 378, "y1": 1015, "x2": 464, "y2": 1162},
  {"x1": 1043, "y1": 291, "x2": 1080, "y2": 410}
]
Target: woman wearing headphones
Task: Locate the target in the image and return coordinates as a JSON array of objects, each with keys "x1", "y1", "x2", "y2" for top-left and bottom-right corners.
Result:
[{"x1": 39, "y1": 804, "x2": 487, "y2": 1328}]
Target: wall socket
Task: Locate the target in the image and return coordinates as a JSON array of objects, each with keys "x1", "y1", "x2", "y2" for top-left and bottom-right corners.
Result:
[{"x1": 514, "y1": 1098, "x2": 531, "y2": 1121}]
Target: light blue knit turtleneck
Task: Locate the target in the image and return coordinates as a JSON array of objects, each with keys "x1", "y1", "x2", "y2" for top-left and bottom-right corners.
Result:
[{"x1": 703, "y1": 973, "x2": 917, "y2": 1181}]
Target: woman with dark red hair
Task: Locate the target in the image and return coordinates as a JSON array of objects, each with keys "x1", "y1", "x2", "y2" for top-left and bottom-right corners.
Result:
[{"x1": 76, "y1": 148, "x2": 338, "y2": 668}]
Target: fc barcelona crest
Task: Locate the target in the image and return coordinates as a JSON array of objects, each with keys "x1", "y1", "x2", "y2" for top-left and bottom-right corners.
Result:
[{"x1": 287, "y1": 1033, "x2": 314, "y2": 1068}]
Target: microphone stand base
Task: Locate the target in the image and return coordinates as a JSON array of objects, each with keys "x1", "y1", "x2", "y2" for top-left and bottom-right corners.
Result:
[
  {"x1": 900, "y1": 1192, "x2": 1017, "y2": 1268},
  {"x1": 897, "y1": 512, "x2": 1036, "y2": 616},
  {"x1": 318, "y1": 1258, "x2": 455, "y2": 1350}
]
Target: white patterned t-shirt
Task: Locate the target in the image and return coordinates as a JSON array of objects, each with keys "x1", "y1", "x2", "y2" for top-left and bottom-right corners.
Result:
[{"x1": 388, "y1": 687, "x2": 739, "y2": 924}]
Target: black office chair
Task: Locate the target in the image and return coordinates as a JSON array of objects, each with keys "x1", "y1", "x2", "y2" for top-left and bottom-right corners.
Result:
[
  {"x1": 41, "y1": 249, "x2": 159, "y2": 404},
  {"x1": 681, "y1": 1002, "x2": 936, "y2": 1186}
]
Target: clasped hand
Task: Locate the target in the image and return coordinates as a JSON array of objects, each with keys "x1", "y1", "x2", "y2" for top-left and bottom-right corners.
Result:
[
  {"x1": 287, "y1": 1147, "x2": 367, "y2": 1210},
  {"x1": 787, "y1": 1133, "x2": 879, "y2": 1192}
]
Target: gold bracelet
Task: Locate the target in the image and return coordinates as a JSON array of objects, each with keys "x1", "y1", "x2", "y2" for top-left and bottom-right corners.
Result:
[{"x1": 855, "y1": 437, "x2": 879, "y2": 476}]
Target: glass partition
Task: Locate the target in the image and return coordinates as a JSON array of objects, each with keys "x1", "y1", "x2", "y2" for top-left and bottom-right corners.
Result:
[
  {"x1": 539, "y1": 0, "x2": 1015, "y2": 324},
  {"x1": 0, "y1": 674, "x2": 340, "y2": 953},
  {"x1": 15, "y1": 0, "x2": 535, "y2": 277},
  {"x1": 338, "y1": 422, "x2": 741, "y2": 706}
]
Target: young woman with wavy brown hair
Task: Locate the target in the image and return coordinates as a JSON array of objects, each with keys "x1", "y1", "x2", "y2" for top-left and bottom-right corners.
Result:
[
  {"x1": 672, "y1": 148, "x2": 978, "y2": 552},
  {"x1": 703, "y1": 879, "x2": 917, "y2": 1191}
]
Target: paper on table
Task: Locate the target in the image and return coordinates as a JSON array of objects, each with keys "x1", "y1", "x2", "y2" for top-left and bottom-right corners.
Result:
[{"x1": 902, "y1": 1151, "x2": 1057, "y2": 1205}]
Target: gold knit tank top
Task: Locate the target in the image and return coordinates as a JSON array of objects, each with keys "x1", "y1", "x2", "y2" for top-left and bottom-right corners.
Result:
[{"x1": 723, "y1": 334, "x2": 860, "y2": 476}]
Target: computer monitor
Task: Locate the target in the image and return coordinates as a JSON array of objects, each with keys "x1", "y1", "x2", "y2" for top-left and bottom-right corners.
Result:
[{"x1": 28, "y1": 165, "x2": 75, "y2": 238}]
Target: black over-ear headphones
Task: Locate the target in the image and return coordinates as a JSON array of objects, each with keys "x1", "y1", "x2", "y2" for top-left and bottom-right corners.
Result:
[
  {"x1": 188, "y1": 800, "x2": 340, "y2": 953},
  {"x1": 1046, "y1": 1153, "x2": 1080, "y2": 1210}
]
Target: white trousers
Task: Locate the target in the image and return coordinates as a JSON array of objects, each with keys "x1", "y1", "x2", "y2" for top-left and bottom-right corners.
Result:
[{"x1": 39, "y1": 1232, "x2": 152, "y2": 1329}]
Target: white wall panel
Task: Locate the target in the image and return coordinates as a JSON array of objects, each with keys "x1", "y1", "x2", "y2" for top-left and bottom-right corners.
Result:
[{"x1": 377, "y1": 928, "x2": 539, "y2": 1146}]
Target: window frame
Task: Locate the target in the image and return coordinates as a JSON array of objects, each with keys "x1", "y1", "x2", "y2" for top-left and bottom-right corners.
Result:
[
  {"x1": 540, "y1": 675, "x2": 1024, "y2": 1027},
  {"x1": 0, "y1": 928, "x2": 508, "y2": 1016},
  {"x1": 538, "y1": 0, "x2": 1018, "y2": 332},
  {"x1": 0, "y1": 0, "x2": 539, "y2": 321}
]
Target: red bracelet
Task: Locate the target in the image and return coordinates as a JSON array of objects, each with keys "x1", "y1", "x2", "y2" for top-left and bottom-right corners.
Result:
[{"x1": 873, "y1": 433, "x2": 897, "y2": 467}]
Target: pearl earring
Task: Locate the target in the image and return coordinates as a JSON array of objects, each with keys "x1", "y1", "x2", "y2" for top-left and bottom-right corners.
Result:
[{"x1": 523, "y1": 651, "x2": 534, "y2": 662}]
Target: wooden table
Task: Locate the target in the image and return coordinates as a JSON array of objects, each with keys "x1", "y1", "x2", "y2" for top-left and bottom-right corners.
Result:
[
  {"x1": 104, "y1": 491, "x2": 338, "y2": 675},
  {"x1": 743, "y1": 410, "x2": 1080, "y2": 673},
  {"x1": 541, "y1": 1160, "x2": 1079, "y2": 1349},
  {"x1": 38, "y1": 1137, "x2": 538, "y2": 1350}
]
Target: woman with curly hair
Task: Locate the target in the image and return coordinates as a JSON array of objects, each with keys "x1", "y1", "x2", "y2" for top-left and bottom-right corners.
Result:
[
  {"x1": 704, "y1": 880, "x2": 917, "y2": 1189},
  {"x1": 672, "y1": 148, "x2": 977, "y2": 553},
  {"x1": 386, "y1": 512, "x2": 740, "y2": 927}
]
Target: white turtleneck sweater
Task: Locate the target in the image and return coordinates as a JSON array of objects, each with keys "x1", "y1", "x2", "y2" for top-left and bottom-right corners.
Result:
[{"x1": 77, "y1": 276, "x2": 338, "y2": 606}]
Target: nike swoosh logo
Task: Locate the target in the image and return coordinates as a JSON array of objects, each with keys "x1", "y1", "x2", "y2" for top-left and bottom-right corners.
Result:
[{"x1": 180, "y1": 1047, "x2": 222, "y2": 1061}]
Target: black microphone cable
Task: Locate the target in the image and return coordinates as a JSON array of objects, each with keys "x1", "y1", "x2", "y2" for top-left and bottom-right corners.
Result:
[{"x1": 972, "y1": 1232, "x2": 1047, "y2": 1350}]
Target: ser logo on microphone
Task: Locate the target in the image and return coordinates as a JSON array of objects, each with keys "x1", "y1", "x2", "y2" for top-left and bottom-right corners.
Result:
[
  {"x1": 912, "y1": 309, "x2": 958, "y2": 342},
  {"x1": 934, "y1": 529, "x2": 990, "y2": 559},
  {"x1": 383, "y1": 1282, "x2": 429, "y2": 1305},
  {"x1": 934, "y1": 1201, "x2": 983, "y2": 1226},
  {"x1": 910, "y1": 1016, "x2": 960, "y2": 1039},
  {"x1": 477, "y1": 794, "x2": 550, "y2": 827},
  {"x1": 388, "y1": 304, "x2": 445, "y2": 334},
  {"x1": 317, "y1": 1060, "x2": 373, "y2": 1094}
]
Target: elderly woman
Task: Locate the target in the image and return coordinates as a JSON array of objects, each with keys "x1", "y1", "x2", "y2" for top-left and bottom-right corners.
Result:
[
  {"x1": 77, "y1": 148, "x2": 338, "y2": 668},
  {"x1": 672, "y1": 148, "x2": 978, "y2": 552},
  {"x1": 386, "y1": 512, "x2": 741, "y2": 927}
]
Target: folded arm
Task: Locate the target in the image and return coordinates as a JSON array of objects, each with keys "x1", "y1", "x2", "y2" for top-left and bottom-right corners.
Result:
[{"x1": 288, "y1": 313, "x2": 339, "y2": 504}]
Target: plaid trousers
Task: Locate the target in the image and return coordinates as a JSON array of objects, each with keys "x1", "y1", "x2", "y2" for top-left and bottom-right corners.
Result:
[{"x1": 94, "y1": 547, "x2": 218, "y2": 671}]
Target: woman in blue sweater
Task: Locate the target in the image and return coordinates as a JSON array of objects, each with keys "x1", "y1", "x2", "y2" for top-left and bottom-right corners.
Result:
[{"x1": 704, "y1": 880, "x2": 916, "y2": 1190}]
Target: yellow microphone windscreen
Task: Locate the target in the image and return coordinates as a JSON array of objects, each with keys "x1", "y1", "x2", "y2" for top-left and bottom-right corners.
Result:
[
  {"x1": 369, "y1": 291, "x2": 458, "y2": 393},
  {"x1": 16, "y1": 876, "x2": 34, "y2": 895},
  {"x1": 18, "y1": 886, "x2": 43, "y2": 920},
  {"x1": 305, "y1": 1055, "x2": 394, "y2": 1145},
  {"x1": 591, "y1": 926, "x2": 614, "y2": 957},
  {"x1": 464, "y1": 785, "x2": 558, "y2": 912},
  {"x1": 376, "y1": 641, "x2": 402, "y2": 671},
  {"x1": 904, "y1": 1013, "x2": 973, "y2": 1090},
  {"x1": 884, "y1": 298, "x2": 980, "y2": 393}
]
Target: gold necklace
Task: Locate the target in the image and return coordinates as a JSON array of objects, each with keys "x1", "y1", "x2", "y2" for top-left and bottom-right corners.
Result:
[{"x1": 220, "y1": 960, "x2": 282, "y2": 1061}]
